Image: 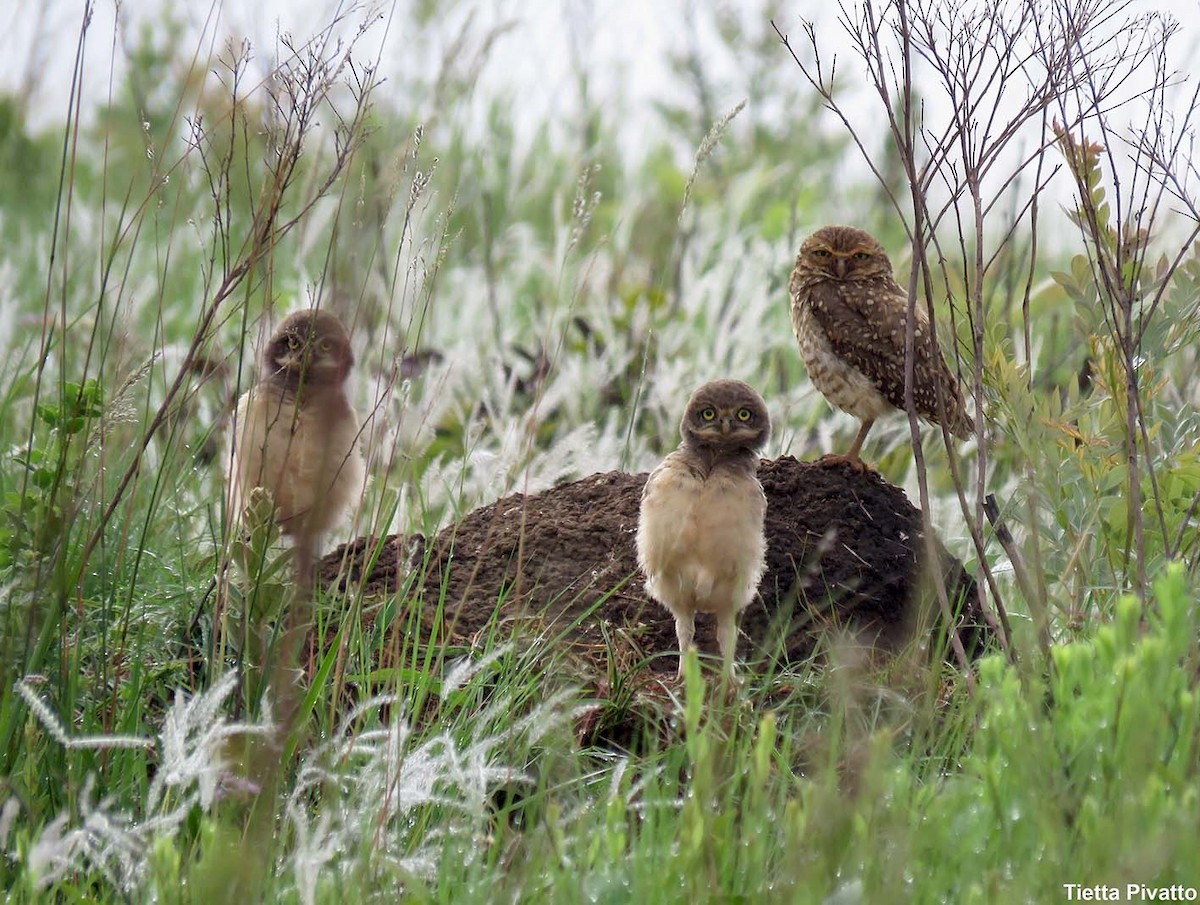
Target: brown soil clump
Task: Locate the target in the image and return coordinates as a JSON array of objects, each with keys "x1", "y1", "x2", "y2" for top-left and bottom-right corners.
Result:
[{"x1": 319, "y1": 456, "x2": 989, "y2": 673}]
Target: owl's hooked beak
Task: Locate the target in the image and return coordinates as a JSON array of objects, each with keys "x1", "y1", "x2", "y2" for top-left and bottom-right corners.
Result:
[
  {"x1": 834, "y1": 256, "x2": 848, "y2": 279},
  {"x1": 277, "y1": 350, "x2": 303, "y2": 372}
]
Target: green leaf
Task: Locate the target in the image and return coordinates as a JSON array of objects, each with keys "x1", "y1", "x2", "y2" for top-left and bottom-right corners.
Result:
[{"x1": 35, "y1": 403, "x2": 60, "y2": 427}]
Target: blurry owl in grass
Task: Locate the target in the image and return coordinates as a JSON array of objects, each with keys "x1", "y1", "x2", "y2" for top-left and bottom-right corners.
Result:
[
  {"x1": 226, "y1": 308, "x2": 364, "y2": 585},
  {"x1": 788, "y1": 225, "x2": 974, "y2": 469},
  {"x1": 636, "y1": 379, "x2": 770, "y2": 680}
]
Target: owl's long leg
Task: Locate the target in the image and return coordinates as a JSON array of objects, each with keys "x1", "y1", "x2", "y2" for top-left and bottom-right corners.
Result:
[
  {"x1": 715, "y1": 611, "x2": 738, "y2": 678},
  {"x1": 845, "y1": 418, "x2": 874, "y2": 468},
  {"x1": 292, "y1": 537, "x2": 316, "y2": 592},
  {"x1": 674, "y1": 613, "x2": 696, "y2": 679},
  {"x1": 271, "y1": 536, "x2": 317, "y2": 741}
]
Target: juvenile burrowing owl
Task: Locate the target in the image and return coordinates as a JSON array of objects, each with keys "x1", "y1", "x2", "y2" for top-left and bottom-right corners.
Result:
[
  {"x1": 637, "y1": 379, "x2": 770, "y2": 679},
  {"x1": 226, "y1": 308, "x2": 364, "y2": 585},
  {"x1": 789, "y1": 225, "x2": 974, "y2": 468}
]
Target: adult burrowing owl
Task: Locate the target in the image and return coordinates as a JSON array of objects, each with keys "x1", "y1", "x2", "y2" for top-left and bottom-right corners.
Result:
[
  {"x1": 226, "y1": 308, "x2": 364, "y2": 584},
  {"x1": 637, "y1": 379, "x2": 770, "y2": 679},
  {"x1": 789, "y1": 225, "x2": 974, "y2": 468}
]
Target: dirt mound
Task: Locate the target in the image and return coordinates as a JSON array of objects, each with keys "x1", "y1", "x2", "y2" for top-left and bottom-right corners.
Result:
[{"x1": 319, "y1": 456, "x2": 989, "y2": 672}]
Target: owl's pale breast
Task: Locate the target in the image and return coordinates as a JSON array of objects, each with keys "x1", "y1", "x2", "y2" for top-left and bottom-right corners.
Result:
[
  {"x1": 790, "y1": 294, "x2": 894, "y2": 422},
  {"x1": 637, "y1": 453, "x2": 766, "y2": 620},
  {"x1": 229, "y1": 386, "x2": 363, "y2": 542}
]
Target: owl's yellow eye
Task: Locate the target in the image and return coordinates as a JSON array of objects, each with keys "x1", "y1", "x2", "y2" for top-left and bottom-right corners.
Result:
[
  {"x1": 700, "y1": 407, "x2": 717, "y2": 421},
  {"x1": 737, "y1": 407, "x2": 753, "y2": 422},
  {"x1": 812, "y1": 248, "x2": 831, "y2": 258},
  {"x1": 853, "y1": 251, "x2": 871, "y2": 260},
  {"x1": 286, "y1": 335, "x2": 302, "y2": 351},
  {"x1": 317, "y1": 338, "x2": 332, "y2": 353}
]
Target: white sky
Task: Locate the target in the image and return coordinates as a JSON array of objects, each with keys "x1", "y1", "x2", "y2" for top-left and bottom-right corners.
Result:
[
  {"x1": 4, "y1": 1, "x2": 1188, "y2": 131},
  {"x1": 3, "y1": 0, "x2": 1200, "y2": 230},
  {"x1": 5, "y1": 1, "x2": 687, "y2": 136}
]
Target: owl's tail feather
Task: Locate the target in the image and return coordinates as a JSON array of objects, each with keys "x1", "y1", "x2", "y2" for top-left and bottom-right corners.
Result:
[
  {"x1": 928, "y1": 380, "x2": 976, "y2": 441},
  {"x1": 946, "y1": 402, "x2": 976, "y2": 440}
]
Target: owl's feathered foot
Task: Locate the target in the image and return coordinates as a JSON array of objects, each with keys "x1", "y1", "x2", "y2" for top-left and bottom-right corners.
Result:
[{"x1": 814, "y1": 418, "x2": 875, "y2": 472}]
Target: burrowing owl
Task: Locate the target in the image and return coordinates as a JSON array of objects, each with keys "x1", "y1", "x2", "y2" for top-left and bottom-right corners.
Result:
[
  {"x1": 226, "y1": 308, "x2": 364, "y2": 584},
  {"x1": 637, "y1": 379, "x2": 770, "y2": 679},
  {"x1": 789, "y1": 225, "x2": 974, "y2": 468}
]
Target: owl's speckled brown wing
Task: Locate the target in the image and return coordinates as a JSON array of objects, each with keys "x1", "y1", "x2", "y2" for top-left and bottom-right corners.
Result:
[{"x1": 803, "y1": 275, "x2": 974, "y2": 437}]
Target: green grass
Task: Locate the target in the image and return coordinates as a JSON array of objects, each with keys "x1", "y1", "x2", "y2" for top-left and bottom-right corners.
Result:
[{"x1": 2, "y1": 1, "x2": 1200, "y2": 901}]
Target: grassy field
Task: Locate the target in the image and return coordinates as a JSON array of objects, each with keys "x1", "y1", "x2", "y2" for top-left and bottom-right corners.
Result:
[{"x1": 2, "y1": 1, "x2": 1200, "y2": 901}]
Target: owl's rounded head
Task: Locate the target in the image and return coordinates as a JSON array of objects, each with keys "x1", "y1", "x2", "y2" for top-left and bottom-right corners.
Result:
[
  {"x1": 264, "y1": 308, "x2": 354, "y2": 387},
  {"x1": 797, "y1": 225, "x2": 892, "y2": 281},
  {"x1": 680, "y1": 379, "x2": 770, "y2": 454}
]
